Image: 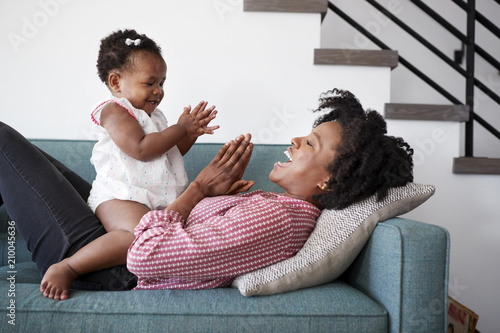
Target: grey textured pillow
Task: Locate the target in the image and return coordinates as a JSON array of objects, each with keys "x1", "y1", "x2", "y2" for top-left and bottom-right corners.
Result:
[{"x1": 232, "y1": 183, "x2": 435, "y2": 296}]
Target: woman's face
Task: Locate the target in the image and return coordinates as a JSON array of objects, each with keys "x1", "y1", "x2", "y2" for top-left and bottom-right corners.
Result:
[{"x1": 269, "y1": 121, "x2": 342, "y2": 205}]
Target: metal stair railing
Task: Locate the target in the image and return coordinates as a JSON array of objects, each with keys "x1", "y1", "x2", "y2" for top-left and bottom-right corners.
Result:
[{"x1": 327, "y1": 0, "x2": 500, "y2": 157}]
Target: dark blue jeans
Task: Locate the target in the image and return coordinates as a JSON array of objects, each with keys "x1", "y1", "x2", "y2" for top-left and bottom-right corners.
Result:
[{"x1": 0, "y1": 122, "x2": 136, "y2": 291}]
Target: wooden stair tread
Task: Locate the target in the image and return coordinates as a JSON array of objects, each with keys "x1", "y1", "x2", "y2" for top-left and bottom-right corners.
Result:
[
  {"x1": 314, "y1": 49, "x2": 399, "y2": 69},
  {"x1": 453, "y1": 157, "x2": 500, "y2": 175},
  {"x1": 385, "y1": 103, "x2": 469, "y2": 122},
  {"x1": 244, "y1": 0, "x2": 327, "y2": 13}
]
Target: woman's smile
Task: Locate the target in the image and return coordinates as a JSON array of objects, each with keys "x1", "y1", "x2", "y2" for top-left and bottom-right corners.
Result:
[{"x1": 274, "y1": 148, "x2": 293, "y2": 168}]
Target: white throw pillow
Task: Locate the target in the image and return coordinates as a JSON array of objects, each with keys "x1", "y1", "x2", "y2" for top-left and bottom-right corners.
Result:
[{"x1": 232, "y1": 183, "x2": 435, "y2": 296}]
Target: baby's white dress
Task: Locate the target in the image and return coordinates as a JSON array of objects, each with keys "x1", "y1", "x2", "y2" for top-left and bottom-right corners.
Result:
[{"x1": 87, "y1": 96, "x2": 188, "y2": 212}]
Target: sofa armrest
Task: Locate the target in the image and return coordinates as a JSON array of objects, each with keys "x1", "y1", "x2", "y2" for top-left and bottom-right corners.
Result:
[{"x1": 342, "y1": 217, "x2": 449, "y2": 333}]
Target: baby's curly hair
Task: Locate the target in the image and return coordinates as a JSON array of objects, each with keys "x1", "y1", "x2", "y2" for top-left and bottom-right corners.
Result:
[
  {"x1": 313, "y1": 88, "x2": 414, "y2": 210},
  {"x1": 96, "y1": 29, "x2": 163, "y2": 84}
]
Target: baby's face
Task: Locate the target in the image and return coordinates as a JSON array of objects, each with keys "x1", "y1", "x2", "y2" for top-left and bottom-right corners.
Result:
[{"x1": 115, "y1": 52, "x2": 167, "y2": 115}]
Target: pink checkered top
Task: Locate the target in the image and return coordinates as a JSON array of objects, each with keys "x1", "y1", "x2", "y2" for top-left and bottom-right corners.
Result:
[{"x1": 127, "y1": 190, "x2": 320, "y2": 290}]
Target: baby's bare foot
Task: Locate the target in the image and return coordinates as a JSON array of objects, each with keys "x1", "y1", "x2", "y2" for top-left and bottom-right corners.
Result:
[{"x1": 40, "y1": 260, "x2": 78, "y2": 300}]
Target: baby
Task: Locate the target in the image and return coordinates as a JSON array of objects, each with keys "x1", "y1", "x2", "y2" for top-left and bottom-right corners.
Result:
[{"x1": 40, "y1": 29, "x2": 218, "y2": 300}]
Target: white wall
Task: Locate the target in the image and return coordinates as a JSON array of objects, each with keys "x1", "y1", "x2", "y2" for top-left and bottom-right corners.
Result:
[
  {"x1": 1, "y1": 0, "x2": 499, "y2": 332},
  {"x1": 321, "y1": 1, "x2": 500, "y2": 332},
  {"x1": 0, "y1": 0, "x2": 390, "y2": 145}
]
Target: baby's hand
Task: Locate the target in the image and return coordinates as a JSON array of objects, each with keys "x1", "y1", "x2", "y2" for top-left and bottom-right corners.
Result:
[{"x1": 178, "y1": 101, "x2": 219, "y2": 138}]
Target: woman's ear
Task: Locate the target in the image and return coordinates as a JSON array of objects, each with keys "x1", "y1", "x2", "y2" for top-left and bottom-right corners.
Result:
[
  {"x1": 108, "y1": 72, "x2": 121, "y2": 93},
  {"x1": 318, "y1": 181, "x2": 329, "y2": 191}
]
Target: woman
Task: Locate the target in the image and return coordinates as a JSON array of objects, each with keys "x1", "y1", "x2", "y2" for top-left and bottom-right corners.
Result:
[{"x1": 0, "y1": 89, "x2": 413, "y2": 300}]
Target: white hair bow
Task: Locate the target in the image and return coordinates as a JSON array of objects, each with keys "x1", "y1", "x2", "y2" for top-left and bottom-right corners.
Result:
[{"x1": 125, "y1": 38, "x2": 141, "y2": 46}]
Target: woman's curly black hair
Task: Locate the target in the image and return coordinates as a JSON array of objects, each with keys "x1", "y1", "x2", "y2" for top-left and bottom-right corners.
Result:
[
  {"x1": 313, "y1": 88, "x2": 414, "y2": 210},
  {"x1": 96, "y1": 29, "x2": 163, "y2": 84}
]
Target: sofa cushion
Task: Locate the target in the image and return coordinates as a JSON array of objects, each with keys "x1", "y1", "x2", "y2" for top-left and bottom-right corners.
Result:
[
  {"x1": 232, "y1": 183, "x2": 435, "y2": 296},
  {"x1": 0, "y1": 264, "x2": 387, "y2": 333}
]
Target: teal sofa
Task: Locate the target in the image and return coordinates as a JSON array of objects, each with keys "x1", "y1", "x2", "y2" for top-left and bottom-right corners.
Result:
[{"x1": 0, "y1": 139, "x2": 449, "y2": 333}]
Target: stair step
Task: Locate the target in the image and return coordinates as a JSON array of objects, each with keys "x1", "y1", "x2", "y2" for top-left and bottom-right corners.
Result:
[
  {"x1": 385, "y1": 103, "x2": 469, "y2": 122},
  {"x1": 453, "y1": 157, "x2": 500, "y2": 175},
  {"x1": 314, "y1": 49, "x2": 399, "y2": 69},
  {"x1": 244, "y1": 0, "x2": 327, "y2": 13}
]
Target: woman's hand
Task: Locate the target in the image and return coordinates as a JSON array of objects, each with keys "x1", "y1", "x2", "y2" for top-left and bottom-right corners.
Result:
[
  {"x1": 165, "y1": 134, "x2": 253, "y2": 220},
  {"x1": 193, "y1": 133, "x2": 254, "y2": 197}
]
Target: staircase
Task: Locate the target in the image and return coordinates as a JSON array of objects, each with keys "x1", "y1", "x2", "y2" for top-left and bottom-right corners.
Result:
[{"x1": 244, "y1": 0, "x2": 500, "y2": 175}]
